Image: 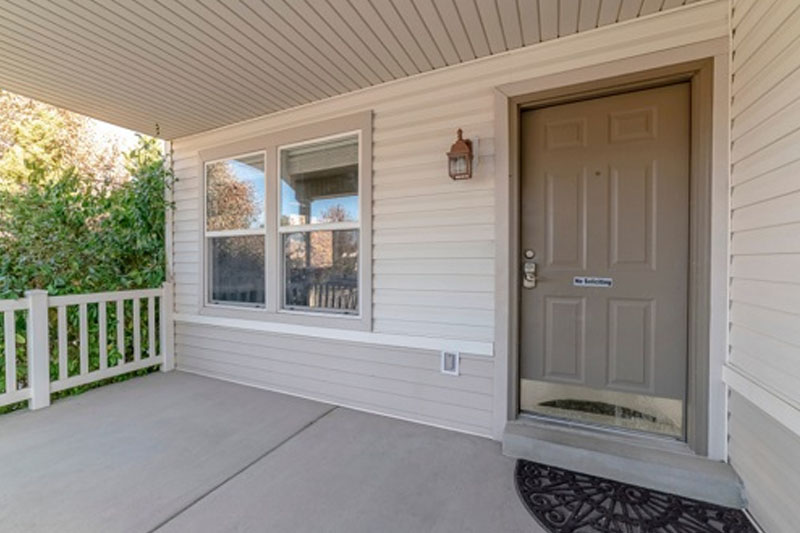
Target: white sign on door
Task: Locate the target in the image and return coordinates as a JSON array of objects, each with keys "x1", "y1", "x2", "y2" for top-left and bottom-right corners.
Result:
[{"x1": 573, "y1": 276, "x2": 613, "y2": 288}]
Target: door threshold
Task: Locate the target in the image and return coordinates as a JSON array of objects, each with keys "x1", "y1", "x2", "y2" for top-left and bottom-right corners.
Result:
[
  {"x1": 517, "y1": 411, "x2": 692, "y2": 454},
  {"x1": 503, "y1": 416, "x2": 744, "y2": 508}
]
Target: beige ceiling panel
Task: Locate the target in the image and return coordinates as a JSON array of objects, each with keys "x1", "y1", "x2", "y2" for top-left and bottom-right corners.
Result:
[
  {"x1": 496, "y1": 0, "x2": 524, "y2": 49},
  {"x1": 538, "y1": 0, "x2": 560, "y2": 40},
  {"x1": 474, "y1": 0, "x2": 508, "y2": 53},
  {"x1": 453, "y1": 0, "x2": 492, "y2": 57},
  {"x1": 518, "y1": 0, "x2": 543, "y2": 45},
  {"x1": 0, "y1": 0, "x2": 694, "y2": 139},
  {"x1": 578, "y1": 0, "x2": 603, "y2": 31},
  {"x1": 434, "y1": 0, "x2": 478, "y2": 62},
  {"x1": 598, "y1": 0, "x2": 624, "y2": 24},
  {"x1": 618, "y1": 0, "x2": 646, "y2": 20},
  {"x1": 558, "y1": 0, "x2": 581, "y2": 37},
  {"x1": 348, "y1": 0, "x2": 421, "y2": 75}
]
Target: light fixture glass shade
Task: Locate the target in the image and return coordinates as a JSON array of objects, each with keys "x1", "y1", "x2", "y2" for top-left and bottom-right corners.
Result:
[{"x1": 449, "y1": 155, "x2": 467, "y2": 176}]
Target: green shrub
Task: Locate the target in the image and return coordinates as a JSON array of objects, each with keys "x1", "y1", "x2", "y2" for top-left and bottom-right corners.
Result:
[{"x1": 0, "y1": 136, "x2": 174, "y2": 412}]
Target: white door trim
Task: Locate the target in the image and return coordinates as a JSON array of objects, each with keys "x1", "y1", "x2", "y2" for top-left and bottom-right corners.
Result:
[{"x1": 492, "y1": 38, "x2": 730, "y2": 461}]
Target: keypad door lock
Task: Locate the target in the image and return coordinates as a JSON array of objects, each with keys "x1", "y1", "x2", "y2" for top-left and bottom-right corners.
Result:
[{"x1": 522, "y1": 261, "x2": 538, "y2": 289}]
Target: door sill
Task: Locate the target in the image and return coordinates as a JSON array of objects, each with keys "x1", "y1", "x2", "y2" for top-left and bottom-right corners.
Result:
[
  {"x1": 517, "y1": 411, "x2": 691, "y2": 453},
  {"x1": 503, "y1": 416, "x2": 744, "y2": 508}
]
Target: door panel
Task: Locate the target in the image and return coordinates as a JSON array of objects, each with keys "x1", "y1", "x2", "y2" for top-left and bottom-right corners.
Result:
[
  {"x1": 607, "y1": 298, "x2": 654, "y2": 389},
  {"x1": 609, "y1": 162, "x2": 655, "y2": 268},
  {"x1": 543, "y1": 296, "x2": 586, "y2": 382},
  {"x1": 519, "y1": 84, "x2": 690, "y2": 438},
  {"x1": 545, "y1": 170, "x2": 587, "y2": 269}
]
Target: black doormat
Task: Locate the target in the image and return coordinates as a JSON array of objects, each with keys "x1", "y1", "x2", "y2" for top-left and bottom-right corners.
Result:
[{"x1": 515, "y1": 460, "x2": 757, "y2": 532}]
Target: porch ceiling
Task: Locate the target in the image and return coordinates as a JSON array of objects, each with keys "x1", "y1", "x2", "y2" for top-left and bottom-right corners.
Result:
[{"x1": 0, "y1": 0, "x2": 700, "y2": 139}]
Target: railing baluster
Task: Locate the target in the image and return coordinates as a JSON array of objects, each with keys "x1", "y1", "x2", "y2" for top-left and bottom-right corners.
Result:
[
  {"x1": 79, "y1": 303, "x2": 88, "y2": 375},
  {"x1": 4, "y1": 311, "x2": 16, "y2": 393},
  {"x1": 98, "y1": 302, "x2": 107, "y2": 370},
  {"x1": 133, "y1": 298, "x2": 141, "y2": 362},
  {"x1": 147, "y1": 296, "x2": 156, "y2": 358},
  {"x1": 116, "y1": 299, "x2": 124, "y2": 365},
  {"x1": 57, "y1": 306, "x2": 68, "y2": 380}
]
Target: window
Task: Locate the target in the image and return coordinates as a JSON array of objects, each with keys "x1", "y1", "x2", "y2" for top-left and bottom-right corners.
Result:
[
  {"x1": 200, "y1": 112, "x2": 371, "y2": 327},
  {"x1": 205, "y1": 153, "x2": 266, "y2": 307},
  {"x1": 280, "y1": 134, "x2": 360, "y2": 315}
]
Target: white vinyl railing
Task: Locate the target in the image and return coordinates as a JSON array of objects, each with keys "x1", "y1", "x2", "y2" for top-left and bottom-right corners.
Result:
[
  {"x1": 0, "y1": 283, "x2": 174, "y2": 410},
  {"x1": 0, "y1": 296, "x2": 30, "y2": 407}
]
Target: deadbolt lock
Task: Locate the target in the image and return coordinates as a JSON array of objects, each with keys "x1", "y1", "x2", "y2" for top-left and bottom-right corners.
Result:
[{"x1": 522, "y1": 261, "x2": 538, "y2": 289}]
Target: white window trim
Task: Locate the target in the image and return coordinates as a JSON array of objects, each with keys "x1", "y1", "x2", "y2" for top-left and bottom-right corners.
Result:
[
  {"x1": 277, "y1": 221, "x2": 359, "y2": 234},
  {"x1": 196, "y1": 111, "x2": 373, "y2": 332},
  {"x1": 205, "y1": 228, "x2": 266, "y2": 238}
]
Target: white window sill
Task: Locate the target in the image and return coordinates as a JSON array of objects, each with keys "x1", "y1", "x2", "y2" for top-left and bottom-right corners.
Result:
[{"x1": 174, "y1": 312, "x2": 494, "y2": 357}]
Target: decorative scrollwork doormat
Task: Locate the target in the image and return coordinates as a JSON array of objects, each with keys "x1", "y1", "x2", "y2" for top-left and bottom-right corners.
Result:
[{"x1": 514, "y1": 460, "x2": 757, "y2": 532}]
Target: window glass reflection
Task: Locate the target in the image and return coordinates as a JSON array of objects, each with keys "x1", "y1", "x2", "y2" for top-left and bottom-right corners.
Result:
[
  {"x1": 206, "y1": 154, "x2": 265, "y2": 231},
  {"x1": 284, "y1": 230, "x2": 358, "y2": 314},
  {"x1": 209, "y1": 235, "x2": 265, "y2": 306},
  {"x1": 280, "y1": 136, "x2": 358, "y2": 226}
]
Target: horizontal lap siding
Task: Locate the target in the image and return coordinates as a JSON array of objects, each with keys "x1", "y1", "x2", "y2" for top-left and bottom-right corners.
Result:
[
  {"x1": 175, "y1": 323, "x2": 494, "y2": 436},
  {"x1": 728, "y1": 393, "x2": 800, "y2": 533},
  {"x1": 729, "y1": 1, "x2": 800, "y2": 530},
  {"x1": 370, "y1": 92, "x2": 495, "y2": 342},
  {"x1": 168, "y1": 2, "x2": 728, "y2": 437}
]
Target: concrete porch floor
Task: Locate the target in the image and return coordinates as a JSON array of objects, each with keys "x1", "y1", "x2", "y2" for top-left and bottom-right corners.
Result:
[{"x1": 0, "y1": 372, "x2": 541, "y2": 533}]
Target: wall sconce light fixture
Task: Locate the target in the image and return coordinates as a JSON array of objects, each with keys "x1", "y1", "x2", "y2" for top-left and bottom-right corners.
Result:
[{"x1": 446, "y1": 128, "x2": 473, "y2": 180}]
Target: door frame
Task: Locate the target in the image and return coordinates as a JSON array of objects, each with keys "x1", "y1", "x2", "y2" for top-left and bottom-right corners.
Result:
[{"x1": 492, "y1": 40, "x2": 730, "y2": 460}]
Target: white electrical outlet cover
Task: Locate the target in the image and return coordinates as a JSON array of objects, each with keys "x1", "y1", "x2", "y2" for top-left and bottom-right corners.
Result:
[{"x1": 441, "y1": 351, "x2": 460, "y2": 376}]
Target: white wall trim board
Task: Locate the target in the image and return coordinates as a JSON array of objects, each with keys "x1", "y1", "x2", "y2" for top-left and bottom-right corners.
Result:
[
  {"x1": 174, "y1": 313, "x2": 493, "y2": 357},
  {"x1": 707, "y1": 30, "x2": 732, "y2": 461},
  {"x1": 724, "y1": 364, "x2": 800, "y2": 440}
]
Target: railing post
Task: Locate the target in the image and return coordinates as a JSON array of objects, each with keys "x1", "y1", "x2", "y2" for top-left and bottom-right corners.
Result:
[
  {"x1": 26, "y1": 290, "x2": 50, "y2": 409},
  {"x1": 160, "y1": 282, "x2": 175, "y2": 372}
]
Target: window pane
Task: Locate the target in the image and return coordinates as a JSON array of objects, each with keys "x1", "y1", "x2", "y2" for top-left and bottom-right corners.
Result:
[
  {"x1": 209, "y1": 235, "x2": 265, "y2": 306},
  {"x1": 206, "y1": 154, "x2": 265, "y2": 231},
  {"x1": 280, "y1": 135, "x2": 358, "y2": 226},
  {"x1": 284, "y1": 230, "x2": 358, "y2": 313}
]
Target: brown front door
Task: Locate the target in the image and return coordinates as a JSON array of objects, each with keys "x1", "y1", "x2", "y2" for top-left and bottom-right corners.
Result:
[{"x1": 519, "y1": 83, "x2": 690, "y2": 438}]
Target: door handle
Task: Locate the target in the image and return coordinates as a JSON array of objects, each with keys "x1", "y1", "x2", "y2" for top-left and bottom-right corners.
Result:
[{"x1": 523, "y1": 262, "x2": 537, "y2": 289}]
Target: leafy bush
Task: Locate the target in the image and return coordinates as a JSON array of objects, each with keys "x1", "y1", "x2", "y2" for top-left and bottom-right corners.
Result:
[
  {"x1": 0, "y1": 136, "x2": 171, "y2": 297},
  {"x1": 0, "y1": 136, "x2": 174, "y2": 411}
]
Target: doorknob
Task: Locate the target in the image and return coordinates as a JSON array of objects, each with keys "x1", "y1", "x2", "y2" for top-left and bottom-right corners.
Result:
[{"x1": 523, "y1": 261, "x2": 537, "y2": 289}]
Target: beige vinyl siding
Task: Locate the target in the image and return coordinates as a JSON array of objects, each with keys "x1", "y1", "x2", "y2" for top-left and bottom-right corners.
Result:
[
  {"x1": 728, "y1": 393, "x2": 800, "y2": 533},
  {"x1": 728, "y1": 0, "x2": 800, "y2": 530},
  {"x1": 169, "y1": 1, "x2": 728, "y2": 437},
  {"x1": 175, "y1": 323, "x2": 494, "y2": 436}
]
